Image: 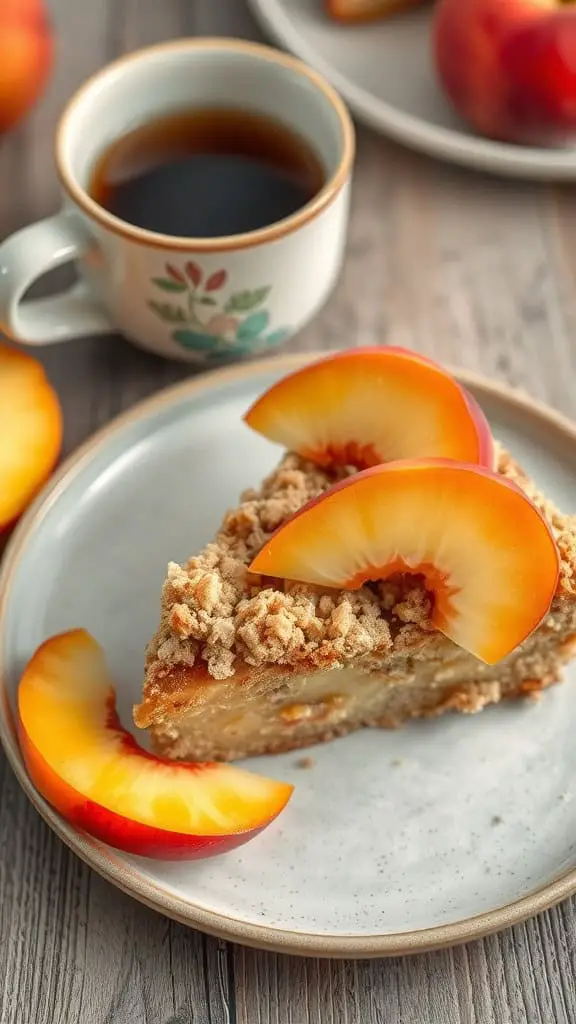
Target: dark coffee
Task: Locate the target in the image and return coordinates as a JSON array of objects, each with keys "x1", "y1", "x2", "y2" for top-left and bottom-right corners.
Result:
[{"x1": 88, "y1": 107, "x2": 326, "y2": 238}]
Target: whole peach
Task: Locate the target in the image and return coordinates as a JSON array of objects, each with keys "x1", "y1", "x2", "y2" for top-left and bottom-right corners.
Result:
[
  {"x1": 0, "y1": 0, "x2": 53, "y2": 133},
  {"x1": 433, "y1": 0, "x2": 576, "y2": 146}
]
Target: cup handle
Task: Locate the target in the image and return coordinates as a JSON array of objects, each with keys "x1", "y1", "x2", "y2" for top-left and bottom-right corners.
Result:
[{"x1": 0, "y1": 210, "x2": 113, "y2": 345}]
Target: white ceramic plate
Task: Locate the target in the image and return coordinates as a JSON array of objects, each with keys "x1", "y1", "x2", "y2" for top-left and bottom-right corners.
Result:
[
  {"x1": 1, "y1": 354, "x2": 576, "y2": 958},
  {"x1": 247, "y1": 0, "x2": 576, "y2": 180}
]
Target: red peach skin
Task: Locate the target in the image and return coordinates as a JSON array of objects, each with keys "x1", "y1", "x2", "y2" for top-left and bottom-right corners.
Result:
[{"x1": 434, "y1": 0, "x2": 576, "y2": 146}]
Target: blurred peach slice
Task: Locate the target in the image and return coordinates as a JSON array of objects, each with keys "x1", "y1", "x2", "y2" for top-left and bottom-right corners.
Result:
[
  {"x1": 325, "y1": 0, "x2": 427, "y2": 24},
  {"x1": 0, "y1": 344, "x2": 62, "y2": 531}
]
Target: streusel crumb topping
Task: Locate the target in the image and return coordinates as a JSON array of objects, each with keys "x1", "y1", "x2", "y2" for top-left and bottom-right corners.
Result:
[{"x1": 145, "y1": 447, "x2": 576, "y2": 683}]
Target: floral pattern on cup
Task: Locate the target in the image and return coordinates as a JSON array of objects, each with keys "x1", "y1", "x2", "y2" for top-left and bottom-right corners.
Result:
[{"x1": 147, "y1": 262, "x2": 291, "y2": 362}]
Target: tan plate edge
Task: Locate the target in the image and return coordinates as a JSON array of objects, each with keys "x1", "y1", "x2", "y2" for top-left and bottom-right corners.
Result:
[{"x1": 2, "y1": 351, "x2": 576, "y2": 959}]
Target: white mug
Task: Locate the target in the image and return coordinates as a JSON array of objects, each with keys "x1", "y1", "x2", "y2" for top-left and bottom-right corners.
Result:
[{"x1": 0, "y1": 38, "x2": 354, "y2": 364}]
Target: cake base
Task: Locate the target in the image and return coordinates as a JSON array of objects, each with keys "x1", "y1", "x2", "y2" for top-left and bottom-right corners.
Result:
[{"x1": 146, "y1": 603, "x2": 576, "y2": 761}]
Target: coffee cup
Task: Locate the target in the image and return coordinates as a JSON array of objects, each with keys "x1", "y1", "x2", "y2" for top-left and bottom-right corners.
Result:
[{"x1": 0, "y1": 38, "x2": 354, "y2": 364}]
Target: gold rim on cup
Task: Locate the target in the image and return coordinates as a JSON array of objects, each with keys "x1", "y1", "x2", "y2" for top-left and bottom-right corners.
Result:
[{"x1": 55, "y1": 38, "x2": 356, "y2": 253}]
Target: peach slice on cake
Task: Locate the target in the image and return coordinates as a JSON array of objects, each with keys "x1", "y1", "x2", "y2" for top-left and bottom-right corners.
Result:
[
  {"x1": 0, "y1": 344, "x2": 62, "y2": 531},
  {"x1": 250, "y1": 460, "x2": 559, "y2": 665},
  {"x1": 18, "y1": 630, "x2": 293, "y2": 859},
  {"x1": 244, "y1": 347, "x2": 493, "y2": 471}
]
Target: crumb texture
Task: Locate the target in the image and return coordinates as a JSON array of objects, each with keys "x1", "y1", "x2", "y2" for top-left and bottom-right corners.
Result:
[{"x1": 144, "y1": 454, "x2": 436, "y2": 686}]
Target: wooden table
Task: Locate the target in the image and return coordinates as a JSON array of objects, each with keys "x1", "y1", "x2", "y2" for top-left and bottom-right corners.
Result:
[{"x1": 2, "y1": 1, "x2": 576, "y2": 1021}]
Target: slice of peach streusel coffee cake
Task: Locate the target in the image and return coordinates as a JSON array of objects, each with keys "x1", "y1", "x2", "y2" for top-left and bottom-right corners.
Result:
[{"x1": 134, "y1": 350, "x2": 576, "y2": 761}]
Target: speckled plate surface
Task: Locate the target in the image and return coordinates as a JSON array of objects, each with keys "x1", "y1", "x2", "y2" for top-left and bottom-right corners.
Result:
[
  {"x1": 248, "y1": 0, "x2": 576, "y2": 181},
  {"x1": 1, "y1": 353, "x2": 576, "y2": 958}
]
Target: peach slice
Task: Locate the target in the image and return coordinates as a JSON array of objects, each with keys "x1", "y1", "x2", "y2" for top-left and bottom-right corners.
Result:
[
  {"x1": 249, "y1": 460, "x2": 559, "y2": 664},
  {"x1": 18, "y1": 630, "x2": 293, "y2": 859},
  {"x1": 244, "y1": 348, "x2": 493, "y2": 470},
  {"x1": 0, "y1": 344, "x2": 62, "y2": 530},
  {"x1": 325, "y1": 0, "x2": 427, "y2": 23}
]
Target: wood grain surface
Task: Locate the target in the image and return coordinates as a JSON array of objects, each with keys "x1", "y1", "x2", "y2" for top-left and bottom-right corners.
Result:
[{"x1": 1, "y1": 1, "x2": 576, "y2": 1021}]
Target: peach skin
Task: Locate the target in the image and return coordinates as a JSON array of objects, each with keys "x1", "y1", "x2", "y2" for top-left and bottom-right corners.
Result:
[
  {"x1": 0, "y1": 0, "x2": 53, "y2": 133},
  {"x1": 18, "y1": 631, "x2": 293, "y2": 859},
  {"x1": 434, "y1": 0, "x2": 576, "y2": 146}
]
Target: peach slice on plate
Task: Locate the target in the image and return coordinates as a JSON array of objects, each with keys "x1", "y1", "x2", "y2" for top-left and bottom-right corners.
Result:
[
  {"x1": 0, "y1": 344, "x2": 62, "y2": 531},
  {"x1": 244, "y1": 347, "x2": 493, "y2": 470},
  {"x1": 18, "y1": 630, "x2": 293, "y2": 860},
  {"x1": 325, "y1": 0, "x2": 426, "y2": 23},
  {"x1": 250, "y1": 460, "x2": 559, "y2": 664}
]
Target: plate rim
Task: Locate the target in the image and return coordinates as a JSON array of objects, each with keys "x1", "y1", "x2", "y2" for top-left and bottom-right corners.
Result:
[
  {"x1": 247, "y1": 0, "x2": 576, "y2": 182},
  {"x1": 2, "y1": 351, "x2": 576, "y2": 958}
]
